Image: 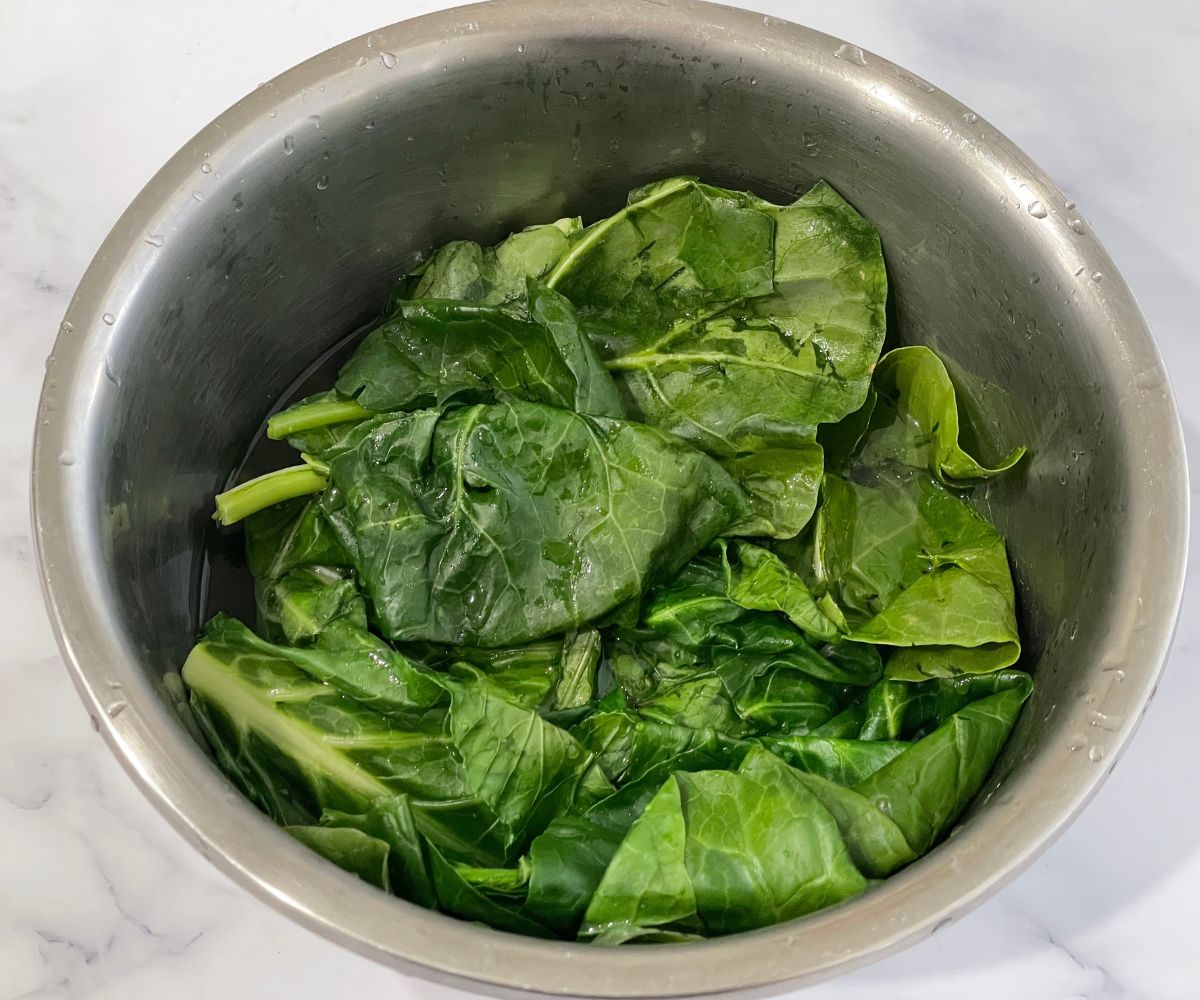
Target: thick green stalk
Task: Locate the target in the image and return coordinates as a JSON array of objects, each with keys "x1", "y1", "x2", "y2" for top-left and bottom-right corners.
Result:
[
  {"x1": 213, "y1": 465, "x2": 327, "y2": 526},
  {"x1": 266, "y1": 398, "x2": 371, "y2": 440}
]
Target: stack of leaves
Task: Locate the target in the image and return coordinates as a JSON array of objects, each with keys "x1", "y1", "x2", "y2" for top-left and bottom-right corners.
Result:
[{"x1": 183, "y1": 178, "x2": 1030, "y2": 943}]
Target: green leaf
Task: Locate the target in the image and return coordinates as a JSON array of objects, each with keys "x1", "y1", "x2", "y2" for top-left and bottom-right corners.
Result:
[
  {"x1": 580, "y1": 775, "x2": 698, "y2": 938},
  {"x1": 524, "y1": 814, "x2": 627, "y2": 936},
  {"x1": 442, "y1": 671, "x2": 610, "y2": 850},
  {"x1": 244, "y1": 497, "x2": 350, "y2": 585},
  {"x1": 286, "y1": 824, "x2": 393, "y2": 891},
  {"x1": 855, "y1": 684, "x2": 1031, "y2": 854},
  {"x1": 548, "y1": 179, "x2": 886, "y2": 457},
  {"x1": 810, "y1": 470, "x2": 1020, "y2": 678},
  {"x1": 583, "y1": 750, "x2": 868, "y2": 939},
  {"x1": 335, "y1": 282, "x2": 624, "y2": 419},
  {"x1": 721, "y1": 443, "x2": 824, "y2": 539},
  {"x1": 408, "y1": 218, "x2": 582, "y2": 305},
  {"x1": 868, "y1": 346, "x2": 1025, "y2": 483},
  {"x1": 316, "y1": 400, "x2": 748, "y2": 646},
  {"x1": 858, "y1": 670, "x2": 1033, "y2": 741},
  {"x1": 761, "y1": 735, "x2": 908, "y2": 785},
  {"x1": 319, "y1": 799, "x2": 436, "y2": 907},
  {"x1": 182, "y1": 616, "x2": 465, "y2": 819},
  {"x1": 428, "y1": 844, "x2": 554, "y2": 937},
  {"x1": 720, "y1": 540, "x2": 841, "y2": 641}
]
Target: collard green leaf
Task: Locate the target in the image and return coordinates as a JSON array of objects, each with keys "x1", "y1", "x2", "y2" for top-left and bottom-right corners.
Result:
[
  {"x1": 257, "y1": 565, "x2": 365, "y2": 646},
  {"x1": 335, "y1": 282, "x2": 624, "y2": 419},
  {"x1": 810, "y1": 469, "x2": 1020, "y2": 678},
  {"x1": 721, "y1": 444, "x2": 824, "y2": 539},
  {"x1": 317, "y1": 400, "x2": 748, "y2": 646},
  {"x1": 524, "y1": 814, "x2": 627, "y2": 936},
  {"x1": 583, "y1": 749, "x2": 867, "y2": 939},
  {"x1": 286, "y1": 824, "x2": 393, "y2": 891},
  {"x1": 555, "y1": 629, "x2": 600, "y2": 709},
  {"x1": 428, "y1": 844, "x2": 554, "y2": 937},
  {"x1": 855, "y1": 684, "x2": 1031, "y2": 854},
  {"x1": 442, "y1": 671, "x2": 611, "y2": 850},
  {"x1": 580, "y1": 775, "x2": 698, "y2": 939},
  {"x1": 571, "y1": 705, "x2": 746, "y2": 786},
  {"x1": 859, "y1": 670, "x2": 1033, "y2": 741},
  {"x1": 547, "y1": 179, "x2": 886, "y2": 458},
  {"x1": 710, "y1": 649, "x2": 851, "y2": 733},
  {"x1": 867, "y1": 346, "x2": 1025, "y2": 483},
  {"x1": 245, "y1": 497, "x2": 349, "y2": 582},
  {"x1": 319, "y1": 799, "x2": 436, "y2": 907},
  {"x1": 720, "y1": 540, "x2": 841, "y2": 642},
  {"x1": 762, "y1": 735, "x2": 908, "y2": 785},
  {"x1": 407, "y1": 218, "x2": 582, "y2": 305},
  {"x1": 182, "y1": 616, "x2": 465, "y2": 821}
]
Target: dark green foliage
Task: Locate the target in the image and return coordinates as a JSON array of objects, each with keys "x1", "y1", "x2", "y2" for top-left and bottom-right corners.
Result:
[{"x1": 192, "y1": 178, "x2": 1031, "y2": 944}]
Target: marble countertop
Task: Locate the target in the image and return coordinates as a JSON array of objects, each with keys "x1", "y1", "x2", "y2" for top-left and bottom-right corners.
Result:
[{"x1": 2, "y1": 1, "x2": 1197, "y2": 997}]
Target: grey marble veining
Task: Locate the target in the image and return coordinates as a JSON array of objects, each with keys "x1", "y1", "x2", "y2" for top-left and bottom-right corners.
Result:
[{"x1": 1, "y1": 1, "x2": 1196, "y2": 997}]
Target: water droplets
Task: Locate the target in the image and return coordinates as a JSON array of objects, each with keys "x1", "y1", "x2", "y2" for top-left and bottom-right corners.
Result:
[
  {"x1": 1027, "y1": 200, "x2": 1047, "y2": 219},
  {"x1": 316, "y1": 174, "x2": 330, "y2": 191},
  {"x1": 102, "y1": 312, "x2": 116, "y2": 326},
  {"x1": 307, "y1": 114, "x2": 322, "y2": 128},
  {"x1": 106, "y1": 700, "x2": 128, "y2": 719},
  {"x1": 1090, "y1": 271, "x2": 1103, "y2": 283},
  {"x1": 144, "y1": 233, "x2": 165, "y2": 248},
  {"x1": 834, "y1": 43, "x2": 867, "y2": 66},
  {"x1": 802, "y1": 132, "x2": 819, "y2": 157},
  {"x1": 200, "y1": 162, "x2": 212, "y2": 174},
  {"x1": 516, "y1": 43, "x2": 526, "y2": 54},
  {"x1": 57, "y1": 450, "x2": 75, "y2": 467},
  {"x1": 380, "y1": 51, "x2": 398, "y2": 69},
  {"x1": 1073, "y1": 264, "x2": 1086, "y2": 277},
  {"x1": 104, "y1": 356, "x2": 121, "y2": 387},
  {"x1": 1067, "y1": 217, "x2": 1086, "y2": 234},
  {"x1": 282, "y1": 134, "x2": 295, "y2": 155},
  {"x1": 962, "y1": 111, "x2": 979, "y2": 124},
  {"x1": 1087, "y1": 745, "x2": 1105, "y2": 763},
  {"x1": 59, "y1": 320, "x2": 74, "y2": 335},
  {"x1": 1064, "y1": 199, "x2": 1076, "y2": 210},
  {"x1": 232, "y1": 192, "x2": 244, "y2": 212}
]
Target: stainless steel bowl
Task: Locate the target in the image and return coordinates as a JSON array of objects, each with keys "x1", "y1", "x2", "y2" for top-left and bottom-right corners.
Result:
[{"x1": 32, "y1": 1, "x2": 1187, "y2": 996}]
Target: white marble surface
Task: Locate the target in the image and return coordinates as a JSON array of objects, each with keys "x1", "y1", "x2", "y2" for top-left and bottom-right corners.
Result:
[{"x1": 1, "y1": 1, "x2": 1197, "y2": 997}]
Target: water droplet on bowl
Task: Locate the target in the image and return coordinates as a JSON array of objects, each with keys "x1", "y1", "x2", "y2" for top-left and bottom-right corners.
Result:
[
  {"x1": 1027, "y1": 200, "x2": 1047, "y2": 219},
  {"x1": 58, "y1": 450, "x2": 75, "y2": 467},
  {"x1": 962, "y1": 111, "x2": 979, "y2": 124},
  {"x1": 106, "y1": 700, "x2": 128, "y2": 719},
  {"x1": 102, "y1": 312, "x2": 116, "y2": 326},
  {"x1": 200, "y1": 162, "x2": 212, "y2": 174},
  {"x1": 517, "y1": 43, "x2": 526, "y2": 53},
  {"x1": 1073, "y1": 265, "x2": 1086, "y2": 277},
  {"x1": 1068, "y1": 218, "x2": 1085, "y2": 234},
  {"x1": 1087, "y1": 745, "x2": 1105, "y2": 763},
  {"x1": 380, "y1": 51, "x2": 398, "y2": 69},
  {"x1": 316, "y1": 175, "x2": 330, "y2": 190},
  {"x1": 144, "y1": 233, "x2": 165, "y2": 247},
  {"x1": 282, "y1": 135, "x2": 295, "y2": 155},
  {"x1": 1065, "y1": 199, "x2": 1076, "y2": 210},
  {"x1": 60, "y1": 320, "x2": 74, "y2": 335},
  {"x1": 307, "y1": 114, "x2": 321, "y2": 128},
  {"x1": 834, "y1": 43, "x2": 866, "y2": 65},
  {"x1": 103, "y1": 357, "x2": 121, "y2": 386}
]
